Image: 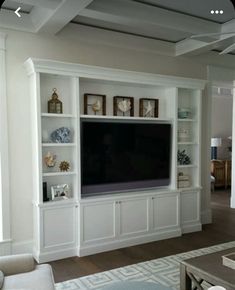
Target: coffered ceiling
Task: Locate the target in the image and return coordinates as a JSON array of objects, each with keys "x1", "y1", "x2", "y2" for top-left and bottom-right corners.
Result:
[{"x1": 0, "y1": 0, "x2": 235, "y2": 56}]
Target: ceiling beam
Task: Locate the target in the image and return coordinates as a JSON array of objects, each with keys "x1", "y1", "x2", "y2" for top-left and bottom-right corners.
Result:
[
  {"x1": 78, "y1": 0, "x2": 220, "y2": 36},
  {"x1": 175, "y1": 19, "x2": 235, "y2": 56},
  {"x1": 31, "y1": 0, "x2": 94, "y2": 34}
]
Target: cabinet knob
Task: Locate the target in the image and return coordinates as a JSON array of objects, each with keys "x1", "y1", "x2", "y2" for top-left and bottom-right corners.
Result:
[{"x1": 75, "y1": 205, "x2": 78, "y2": 208}]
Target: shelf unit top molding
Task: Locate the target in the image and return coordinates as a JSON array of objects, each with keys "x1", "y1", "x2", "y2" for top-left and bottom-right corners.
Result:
[
  {"x1": 24, "y1": 58, "x2": 207, "y2": 90},
  {"x1": 80, "y1": 115, "x2": 172, "y2": 123}
]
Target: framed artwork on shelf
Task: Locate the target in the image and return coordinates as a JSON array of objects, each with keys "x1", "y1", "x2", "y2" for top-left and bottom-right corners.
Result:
[
  {"x1": 51, "y1": 184, "x2": 70, "y2": 200},
  {"x1": 113, "y1": 96, "x2": 134, "y2": 117},
  {"x1": 139, "y1": 98, "x2": 159, "y2": 118},
  {"x1": 84, "y1": 93, "x2": 106, "y2": 115}
]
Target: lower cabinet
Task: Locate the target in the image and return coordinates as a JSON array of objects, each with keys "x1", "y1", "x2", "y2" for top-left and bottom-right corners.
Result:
[
  {"x1": 152, "y1": 193, "x2": 180, "y2": 232},
  {"x1": 79, "y1": 191, "x2": 181, "y2": 256},
  {"x1": 34, "y1": 202, "x2": 78, "y2": 263},
  {"x1": 180, "y1": 190, "x2": 201, "y2": 233}
]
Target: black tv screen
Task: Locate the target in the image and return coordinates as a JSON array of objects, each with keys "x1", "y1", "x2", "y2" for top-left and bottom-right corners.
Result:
[{"x1": 81, "y1": 119, "x2": 171, "y2": 196}]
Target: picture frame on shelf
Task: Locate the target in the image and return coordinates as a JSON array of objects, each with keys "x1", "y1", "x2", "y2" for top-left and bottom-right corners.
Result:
[
  {"x1": 139, "y1": 98, "x2": 159, "y2": 118},
  {"x1": 51, "y1": 184, "x2": 70, "y2": 200},
  {"x1": 113, "y1": 96, "x2": 134, "y2": 117},
  {"x1": 84, "y1": 93, "x2": 106, "y2": 115}
]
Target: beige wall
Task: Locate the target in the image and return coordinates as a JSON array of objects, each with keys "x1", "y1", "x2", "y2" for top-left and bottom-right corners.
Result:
[{"x1": 1, "y1": 24, "x2": 222, "y2": 246}]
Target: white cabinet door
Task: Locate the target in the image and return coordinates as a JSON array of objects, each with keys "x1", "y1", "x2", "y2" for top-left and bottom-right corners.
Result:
[
  {"x1": 152, "y1": 193, "x2": 180, "y2": 231},
  {"x1": 181, "y1": 190, "x2": 201, "y2": 233},
  {"x1": 42, "y1": 204, "x2": 77, "y2": 250},
  {"x1": 118, "y1": 197, "x2": 149, "y2": 238},
  {"x1": 81, "y1": 201, "x2": 116, "y2": 244}
]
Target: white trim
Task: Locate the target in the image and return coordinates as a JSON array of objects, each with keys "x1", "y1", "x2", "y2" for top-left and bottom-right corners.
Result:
[
  {"x1": 78, "y1": 229, "x2": 181, "y2": 257},
  {"x1": 0, "y1": 33, "x2": 11, "y2": 242},
  {"x1": 34, "y1": 247, "x2": 77, "y2": 263},
  {"x1": 24, "y1": 58, "x2": 207, "y2": 89}
]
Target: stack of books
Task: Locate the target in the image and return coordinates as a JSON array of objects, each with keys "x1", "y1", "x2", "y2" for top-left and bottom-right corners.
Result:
[{"x1": 178, "y1": 173, "x2": 190, "y2": 188}]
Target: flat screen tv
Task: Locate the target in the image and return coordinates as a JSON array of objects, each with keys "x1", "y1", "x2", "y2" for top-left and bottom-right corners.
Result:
[{"x1": 81, "y1": 119, "x2": 172, "y2": 196}]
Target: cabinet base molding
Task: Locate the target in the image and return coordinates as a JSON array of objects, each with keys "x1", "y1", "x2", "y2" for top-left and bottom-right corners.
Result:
[
  {"x1": 78, "y1": 228, "x2": 182, "y2": 257},
  {"x1": 34, "y1": 247, "x2": 78, "y2": 263},
  {"x1": 181, "y1": 222, "x2": 202, "y2": 234}
]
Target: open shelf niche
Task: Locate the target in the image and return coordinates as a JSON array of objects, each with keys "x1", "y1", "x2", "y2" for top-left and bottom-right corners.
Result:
[{"x1": 25, "y1": 58, "x2": 205, "y2": 263}]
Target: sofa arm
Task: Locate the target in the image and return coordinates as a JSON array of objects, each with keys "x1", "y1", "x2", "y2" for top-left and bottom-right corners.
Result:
[{"x1": 0, "y1": 254, "x2": 35, "y2": 276}]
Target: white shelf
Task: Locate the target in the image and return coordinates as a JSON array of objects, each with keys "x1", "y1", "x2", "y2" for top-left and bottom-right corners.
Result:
[
  {"x1": 42, "y1": 143, "x2": 76, "y2": 147},
  {"x1": 177, "y1": 164, "x2": 197, "y2": 168},
  {"x1": 41, "y1": 113, "x2": 75, "y2": 118},
  {"x1": 178, "y1": 142, "x2": 198, "y2": 145},
  {"x1": 42, "y1": 171, "x2": 76, "y2": 177},
  {"x1": 179, "y1": 186, "x2": 202, "y2": 192},
  {"x1": 178, "y1": 118, "x2": 196, "y2": 122},
  {"x1": 80, "y1": 114, "x2": 172, "y2": 122}
]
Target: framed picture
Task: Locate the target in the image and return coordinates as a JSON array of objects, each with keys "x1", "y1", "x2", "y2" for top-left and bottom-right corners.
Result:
[
  {"x1": 51, "y1": 184, "x2": 69, "y2": 200},
  {"x1": 139, "y1": 98, "x2": 159, "y2": 118},
  {"x1": 113, "y1": 96, "x2": 134, "y2": 117},
  {"x1": 84, "y1": 94, "x2": 106, "y2": 115}
]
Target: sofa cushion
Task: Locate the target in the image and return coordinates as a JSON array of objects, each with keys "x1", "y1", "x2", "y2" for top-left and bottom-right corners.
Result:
[
  {"x1": 0, "y1": 270, "x2": 4, "y2": 288},
  {"x1": 2, "y1": 264, "x2": 55, "y2": 290},
  {"x1": 0, "y1": 254, "x2": 34, "y2": 276}
]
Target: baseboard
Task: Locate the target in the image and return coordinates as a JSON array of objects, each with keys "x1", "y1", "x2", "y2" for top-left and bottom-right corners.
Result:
[
  {"x1": 35, "y1": 247, "x2": 77, "y2": 263},
  {"x1": 0, "y1": 240, "x2": 12, "y2": 255},
  {"x1": 11, "y1": 240, "x2": 33, "y2": 255},
  {"x1": 78, "y1": 228, "x2": 182, "y2": 257},
  {"x1": 201, "y1": 209, "x2": 212, "y2": 224}
]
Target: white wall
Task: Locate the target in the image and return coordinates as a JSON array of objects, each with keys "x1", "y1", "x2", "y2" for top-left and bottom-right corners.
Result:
[
  {"x1": 211, "y1": 95, "x2": 232, "y2": 160},
  {"x1": 0, "y1": 24, "x2": 228, "y2": 248}
]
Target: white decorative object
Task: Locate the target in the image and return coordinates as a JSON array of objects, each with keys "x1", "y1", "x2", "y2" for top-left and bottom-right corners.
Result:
[
  {"x1": 92, "y1": 99, "x2": 101, "y2": 113},
  {"x1": 144, "y1": 101, "x2": 153, "y2": 117},
  {"x1": 118, "y1": 99, "x2": 131, "y2": 112}
]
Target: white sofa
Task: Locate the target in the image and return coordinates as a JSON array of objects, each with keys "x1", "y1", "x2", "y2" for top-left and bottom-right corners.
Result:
[{"x1": 0, "y1": 254, "x2": 55, "y2": 290}]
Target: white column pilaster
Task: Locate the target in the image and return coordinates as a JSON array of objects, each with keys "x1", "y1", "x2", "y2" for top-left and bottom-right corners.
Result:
[{"x1": 0, "y1": 32, "x2": 11, "y2": 252}]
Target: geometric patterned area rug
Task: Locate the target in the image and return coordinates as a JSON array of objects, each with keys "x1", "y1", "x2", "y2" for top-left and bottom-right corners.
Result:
[{"x1": 56, "y1": 241, "x2": 235, "y2": 290}]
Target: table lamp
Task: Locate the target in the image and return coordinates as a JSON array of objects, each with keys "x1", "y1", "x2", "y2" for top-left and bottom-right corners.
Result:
[{"x1": 211, "y1": 137, "x2": 222, "y2": 160}]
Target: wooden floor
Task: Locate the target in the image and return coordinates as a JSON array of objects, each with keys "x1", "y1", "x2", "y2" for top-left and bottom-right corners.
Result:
[{"x1": 50, "y1": 189, "x2": 235, "y2": 283}]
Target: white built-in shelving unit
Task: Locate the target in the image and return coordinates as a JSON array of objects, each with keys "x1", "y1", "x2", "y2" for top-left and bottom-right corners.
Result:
[{"x1": 25, "y1": 58, "x2": 206, "y2": 263}]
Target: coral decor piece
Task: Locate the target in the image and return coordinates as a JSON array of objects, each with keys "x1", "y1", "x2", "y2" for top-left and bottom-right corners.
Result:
[
  {"x1": 59, "y1": 161, "x2": 70, "y2": 172},
  {"x1": 44, "y1": 152, "x2": 56, "y2": 168},
  {"x1": 51, "y1": 127, "x2": 72, "y2": 143}
]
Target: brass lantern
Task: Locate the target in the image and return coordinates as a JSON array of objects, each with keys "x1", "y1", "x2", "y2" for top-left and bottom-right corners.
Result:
[{"x1": 48, "y1": 88, "x2": 63, "y2": 114}]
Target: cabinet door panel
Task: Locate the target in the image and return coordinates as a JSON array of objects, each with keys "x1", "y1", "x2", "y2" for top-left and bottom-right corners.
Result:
[
  {"x1": 43, "y1": 206, "x2": 76, "y2": 249},
  {"x1": 153, "y1": 194, "x2": 179, "y2": 230},
  {"x1": 181, "y1": 191, "x2": 200, "y2": 224},
  {"x1": 119, "y1": 198, "x2": 149, "y2": 237},
  {"x1": 82, "y1": 202, "x2": 116, "y2": 243}
]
